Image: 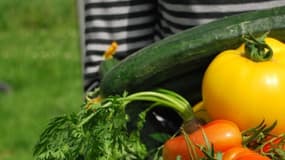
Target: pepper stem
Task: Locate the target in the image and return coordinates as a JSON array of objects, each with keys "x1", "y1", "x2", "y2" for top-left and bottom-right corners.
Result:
[{"x1": 243, "y1": 32, "x2": 273, "y2": 62}]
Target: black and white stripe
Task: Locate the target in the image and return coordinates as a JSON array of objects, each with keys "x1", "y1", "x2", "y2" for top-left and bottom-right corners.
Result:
[
  {"x1": 156, "y1": 0, "x2": 285, "y2": 37},
  {"x1": 80, "y1": 0, "x2": 157, "y2": 92},
  {"x1": 78, "y1": 0, "x2": 285, "y2": 92}
]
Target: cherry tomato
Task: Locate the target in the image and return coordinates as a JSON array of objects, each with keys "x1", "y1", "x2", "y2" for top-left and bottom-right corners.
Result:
[
  {"x1": 223, "y1": 147, "x2": 270, "y2": 160},
  {"x1": 223, "y1": 147, "x2": 251, "y2": 160},
  {"x1": 260, "y1": 135, "x2": 285, "y2": 155},
  {"x1": 235, "y1": 153, "x2": 271, "y2": 160},
  {"x1": 262, "y1": 137, "x2": 281, "y2": 153},
  {"x1": 162, "y1": 120, "x2": 242, "y2": 160}
]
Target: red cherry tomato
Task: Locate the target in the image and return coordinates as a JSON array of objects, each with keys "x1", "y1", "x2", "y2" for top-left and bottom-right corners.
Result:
[
  {"x1": 235, "y1": 153, "x2": 271, "y2": 160},
  {"x1": 163, "y1": 120, "x2": 242, "y2": 160},
  {"x1": 260, "y1": 135, "x2": 285, "y2": 159},
  {"x1": 223, "y1": 147, "x2": 270, "y2": 160},
  {"x1": 223, "y1": 147, "x2": 251, "y2": 160}
]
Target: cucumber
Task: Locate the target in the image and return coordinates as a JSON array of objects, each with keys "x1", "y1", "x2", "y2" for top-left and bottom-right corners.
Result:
[{"x1": 100, "y1": 6, "x2": 285, "y2": 97}]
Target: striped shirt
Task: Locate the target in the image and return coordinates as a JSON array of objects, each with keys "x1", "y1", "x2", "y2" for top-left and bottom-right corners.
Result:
[{"x1": 78, "y1": 0, "x2": 285, "y2": 92}]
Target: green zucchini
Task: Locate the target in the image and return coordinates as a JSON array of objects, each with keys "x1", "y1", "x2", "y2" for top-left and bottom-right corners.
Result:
[{"x1": 100, "y1": 6, "x2": 285, "y2": 97}]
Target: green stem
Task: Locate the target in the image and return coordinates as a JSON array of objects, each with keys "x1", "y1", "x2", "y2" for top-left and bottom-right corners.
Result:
[
  {"x1": 122, "y1": 89, "x2": 195, "y2": 122},
  {"x1": 78, "y1": 112, "x2": 96, "y2": 127},
  {"x1": 243, "y1": 32, "x2": 273, "y2": 62},
  {"x1": 78, "y1": 101, "x2": 112, "y2": 127}
]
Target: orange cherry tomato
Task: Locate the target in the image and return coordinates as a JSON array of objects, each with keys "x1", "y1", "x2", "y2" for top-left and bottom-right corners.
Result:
[
  {"x1": 235, "y1": 153, "x2": 271, "y2": 160},
  {"x1": 163, "y1": 120, "x2": 242, "y2": 160},
  {"x1": 223, "y1": 147, "x2": 270, "y2": 160},
  {"x1": 223, "y1": 147, "x2": 252, "y2": 160}
]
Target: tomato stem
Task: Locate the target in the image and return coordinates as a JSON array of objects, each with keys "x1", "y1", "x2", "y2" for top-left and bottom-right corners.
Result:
[
  {"x1": 242, "y1": 120, "x2": 277, "y2": 148},
  {"x1": 243, "y1": 32, "x2": 273, "y2": 62}
]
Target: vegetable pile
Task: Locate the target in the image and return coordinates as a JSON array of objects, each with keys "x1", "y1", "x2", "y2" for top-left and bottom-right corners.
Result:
[{"x1": 33, "y1": 6, "x2": 285, "y2": 160}]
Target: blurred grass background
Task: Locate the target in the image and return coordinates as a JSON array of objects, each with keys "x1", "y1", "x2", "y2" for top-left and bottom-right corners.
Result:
[{"x1": 0, "y1": 0, "x2": 83, "y2": 159}]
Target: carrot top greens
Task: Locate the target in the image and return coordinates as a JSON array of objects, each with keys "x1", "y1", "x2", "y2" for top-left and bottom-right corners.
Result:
[{"x1": 33, "y1": 89, "x2": 196, "y2": 160}]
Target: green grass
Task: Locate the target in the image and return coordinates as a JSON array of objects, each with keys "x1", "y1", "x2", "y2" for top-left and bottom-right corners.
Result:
[{"x1": 0, "y1": 0, "x2": 83, "y2": 159}]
